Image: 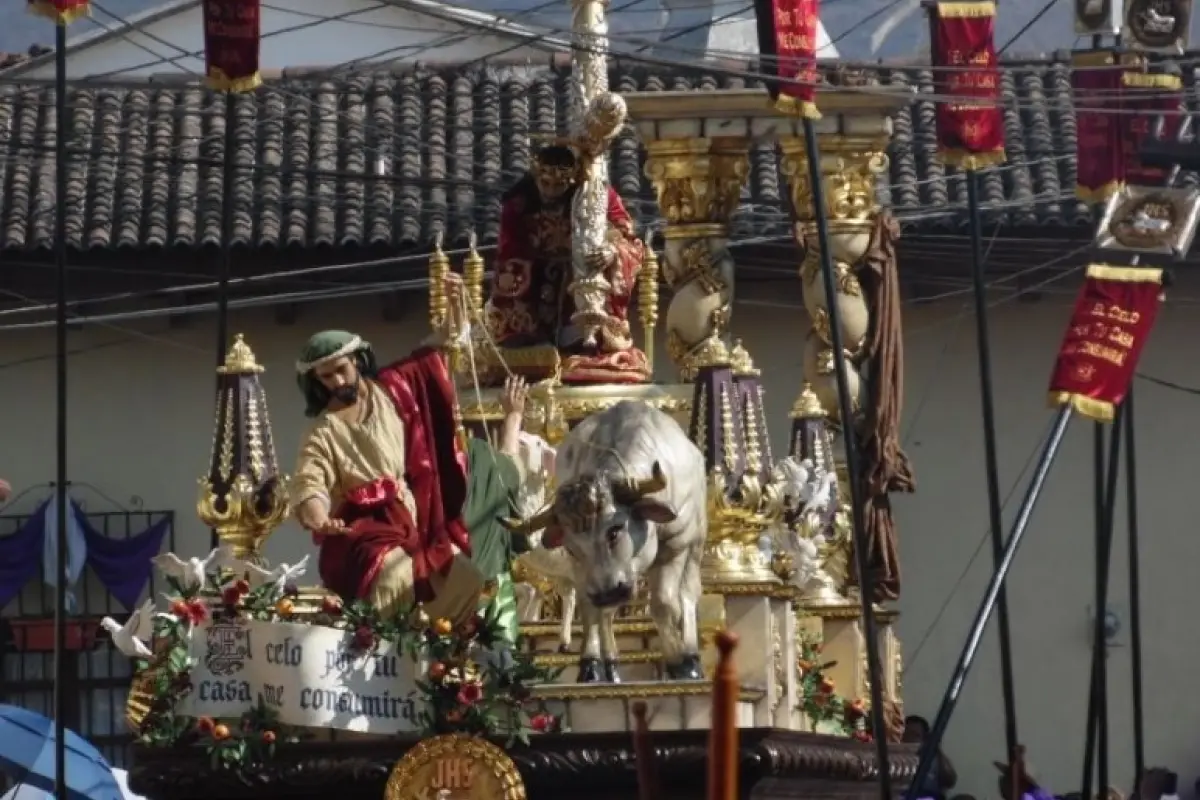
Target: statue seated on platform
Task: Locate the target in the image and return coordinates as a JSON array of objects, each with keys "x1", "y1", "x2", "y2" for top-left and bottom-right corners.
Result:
[{"x1": 481, "y1": 144, "x2": 649, "y2": 386}]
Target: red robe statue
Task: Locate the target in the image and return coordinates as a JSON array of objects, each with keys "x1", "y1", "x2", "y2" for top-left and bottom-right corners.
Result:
[{"x1": 485, "y1": 177, "x2": 648, "y2": 384}]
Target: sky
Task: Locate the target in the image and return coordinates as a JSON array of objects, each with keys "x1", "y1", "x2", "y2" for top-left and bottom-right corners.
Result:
[{"x1": 1, "y1": 0, "x2": 1192, "y2": 66}]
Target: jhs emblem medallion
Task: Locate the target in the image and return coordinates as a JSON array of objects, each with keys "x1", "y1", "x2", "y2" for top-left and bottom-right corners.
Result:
[
  {"x1": 204, "y1": 619, "x2": 252, "y2": 677},
  {"x1": 385, "y1": 735, "x2": 524, "y2": 800}
]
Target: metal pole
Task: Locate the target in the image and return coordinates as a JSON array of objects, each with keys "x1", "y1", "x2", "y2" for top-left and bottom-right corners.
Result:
[
  {"x1": 52, "y1": 21, "x2": 69, "y2": 800},
  {"x1": 965, "y1": 168, "x2": 1019, "y2": 759},
  {"x1": 1083, "y1": 410, "x2": 1124, "y2": 800},
  {"x1": 1081, "y1": 423, "x2": 1105, "y2": 800},
  {"x1": 800, "y1": 117, "x2": 891, "y2": 800},
  {"x1": 1125, "y1": 388, "x2": 1145, "y2": 784},
  {"x1": 211, "y1": 91, "x2": 236, "y2": 551},
  {"x1": 906, "y1": 406, "x2": 1074, "y2": 800}
]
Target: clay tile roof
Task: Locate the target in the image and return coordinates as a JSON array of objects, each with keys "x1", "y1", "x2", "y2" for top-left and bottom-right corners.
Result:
[{"x1": 0, "y1": 59, "x2": 1186, "y2": 253}]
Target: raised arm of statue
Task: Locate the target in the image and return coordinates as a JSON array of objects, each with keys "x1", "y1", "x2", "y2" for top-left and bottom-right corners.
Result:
[{"x1": 291, "y1": 427, "x2": 337, "y2": 531}]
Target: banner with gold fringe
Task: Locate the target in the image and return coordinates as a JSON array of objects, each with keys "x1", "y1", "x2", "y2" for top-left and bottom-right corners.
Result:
[
  {"x1": 204, "y1": 0, "x2": 262, "y2": 93},
  {"x1": 1072, "y1": 51, "x2": 1128, "y2": 202},
  {"x1": 753, "y1": 0, "x2": 820, "y2": 119},
  {"x1": 26, "y1": 0, "x2": 89, "y2": 25},
  {"x1": 928, "y1": 2, "x2": 1005, "y2": 170},
  {"x1": 1121, "y1": 71, "x2": 1184, "y2": 188},
  {"x1": 1047, "y1": 264, "x2": 1166, "y2": 422}
]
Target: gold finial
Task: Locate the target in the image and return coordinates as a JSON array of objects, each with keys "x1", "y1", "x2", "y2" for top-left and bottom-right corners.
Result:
[
  {"x1": 790, "y1": 382, "x2": 826, "y2": 419},
  {"x1": 463, "y1": 232, "x2": 485, "y2": 316},
  {"x1": 217, "y1": 334, "x2": 264, "y2": 375},
  {"x1": 429, "y1": 231, "x2": 449, "y2": 332},
  {"x1": 693, "y1": 335, "x2": 732, "y2": 368},
  {"x1": 730, "y1": 339, "x2": 759, "y2": 377}
]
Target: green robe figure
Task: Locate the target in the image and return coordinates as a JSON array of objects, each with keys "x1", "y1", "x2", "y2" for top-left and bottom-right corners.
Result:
[{"x1": 463, "y1": 436, "x2": 528, "y2": 644}]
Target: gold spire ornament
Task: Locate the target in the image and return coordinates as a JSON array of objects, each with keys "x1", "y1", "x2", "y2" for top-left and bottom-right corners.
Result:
[
  {"x1": 197, "y1": 335, "x2": 289, "y2": 564},
  {"x1": 463, "y1": 233, "x2": 485, "y2": 317},
  {"x1": 639, "y1": 234, "x2": 660, "y2": 374},
  {"x1": 428, "y1": 232, "x2": 450, "y2": 332}
]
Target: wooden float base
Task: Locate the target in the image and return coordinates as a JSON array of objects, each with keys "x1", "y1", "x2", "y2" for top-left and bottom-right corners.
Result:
[{"x1": 129, "y1": 729, "x2": 918, "y2": 800}]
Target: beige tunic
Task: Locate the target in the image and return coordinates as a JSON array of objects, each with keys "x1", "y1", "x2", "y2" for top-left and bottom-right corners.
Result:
[
  {"x1": 290, "y1": 380, "x2": 481, "y2": 623},
  {"x1": 290, "y1": 381, "x2": 416, "y2": 517}
]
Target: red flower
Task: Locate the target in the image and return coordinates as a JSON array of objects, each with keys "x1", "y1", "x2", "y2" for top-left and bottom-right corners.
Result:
[
  {"x1": 853, "y1": 729, "x2": 873, "y2": 743},
  {"x1": 221, "y1": 587, "x2": 242, "y2": 607},
  {"x1": 261, "y1": 730, "x2": 277, "y2": 745},
  {"x1": 458, "y1": 617, "x2": 479, "y2": 638},
  {"x1": 185, "y1": 600, "x2": 209, "y2": 625},
  {"x1": 195, "y1": 716, "x2": 215, "y2": 734},
  {"x1": 456, "y1": 681, "x2": 483, "y2": 706},
  {"x1": 444, "y1": 709, "x2": 464, "y2": 724},
  {"x1": 321, "y1": 596, "x2": 343, "y2": 616},
  {"x1": 234, "y1": 579, "x2": 251, "y2": 595},
  {"x1": 530, "y1": 713, "x2": 555, "y2": 733},
  {"x1": 354, "y1": 626, "x2": 376, "y2": 650},
  {"x1": 428, "y1": 662, "x2": 447, "y2": 681},
  {"x1": 170, "y1": 599, "x2": 190, "y2": 619}
]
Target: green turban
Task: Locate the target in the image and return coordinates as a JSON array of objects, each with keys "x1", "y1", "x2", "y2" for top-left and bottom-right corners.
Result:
[{"x1": 295, "y1": 330, "x2": 378, "y2": 417}]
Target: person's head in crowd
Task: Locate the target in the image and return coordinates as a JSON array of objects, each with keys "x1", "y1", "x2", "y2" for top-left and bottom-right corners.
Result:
[
  {"x1": 903, "y1": 714, "x2": 930, "y2": 744},
  {"x1": 1136, "y1": 768, "x2": 1177, "y2": 800}
]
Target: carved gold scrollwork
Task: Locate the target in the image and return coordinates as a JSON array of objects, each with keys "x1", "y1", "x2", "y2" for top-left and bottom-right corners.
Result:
[{"x1": 642, "y1": 136, "x2": 751, "y2": 378}]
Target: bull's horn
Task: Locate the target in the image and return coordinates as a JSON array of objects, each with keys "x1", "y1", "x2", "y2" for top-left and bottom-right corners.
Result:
[
  {"x1": 617, "y1": 461, "x2": 668, "y2": 500},
  {"x1": 499, "y1": 504, "x2": 556, "y2": 535}
]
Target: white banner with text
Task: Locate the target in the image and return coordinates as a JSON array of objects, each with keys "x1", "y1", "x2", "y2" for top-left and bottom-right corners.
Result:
[{"x1": 182, "y1": 618, "x2": 426, "y2": 734}]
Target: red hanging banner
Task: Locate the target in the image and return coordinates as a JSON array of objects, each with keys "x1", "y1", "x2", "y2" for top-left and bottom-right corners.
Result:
[
  {"x1": 928, "y1": 2, "x2": 1006, "y2": 169},
  {"x1": 1120, "y1": 71, "x2": 1184, "y2": 187},
  {"x1": 753, "y1": 0, "x2": 820, "y2": 118},
  {"x1": 1047, "y1": 264, "x2": 1166, "y2": 422},
  {"x1": 204, "y1": 0, "x2": 262, "y2": 93},
  {"x1": 1072, "y1": 51, "x2": 1127, "y2": 202},
  {"x1": 26, "y1": 0, "x2": 89, "y2": 25}
]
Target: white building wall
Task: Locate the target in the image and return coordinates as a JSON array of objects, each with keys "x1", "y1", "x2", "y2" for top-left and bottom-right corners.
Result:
[
  {"x1": 2, "y1": 271, "x2": 1198, "y2": 794},
  {"x1": 20, "y1": 0, "x2": 545, "y2": 81}
]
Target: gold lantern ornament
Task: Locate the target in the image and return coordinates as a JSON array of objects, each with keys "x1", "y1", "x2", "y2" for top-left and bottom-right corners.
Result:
[{"x1": 197, "y1": 334, "x2": 289, "y2": 563}]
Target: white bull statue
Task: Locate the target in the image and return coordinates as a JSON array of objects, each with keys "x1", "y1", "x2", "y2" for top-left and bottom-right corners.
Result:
[{"x1": 504, "y1": 400, "x2": 706, "y2": 683}]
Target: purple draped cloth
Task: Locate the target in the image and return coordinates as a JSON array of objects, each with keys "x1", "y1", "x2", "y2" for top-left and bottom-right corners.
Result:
[
  {"x1": 79, "y1": 511, "x2": 171, "y2": 610},
  {"x1": 0, "y1": 498, "x2": 170, "y2": 612},
  {"x1": 0, "y1": 502, "x2": 49, "y2": 609}
]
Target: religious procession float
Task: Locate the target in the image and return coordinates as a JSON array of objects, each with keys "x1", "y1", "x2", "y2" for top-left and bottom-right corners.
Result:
[{"x1": 98, "y1": 0, "x2": 1183, "y2": 792}]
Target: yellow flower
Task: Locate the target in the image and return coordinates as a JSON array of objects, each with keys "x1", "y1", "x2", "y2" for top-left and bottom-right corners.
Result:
[
  {"x1": 433, "y1": 617, "x2": 454, "y2": 636},
  {"x1": 275, "y1": 598, "x2": 295, "y2": 618}
]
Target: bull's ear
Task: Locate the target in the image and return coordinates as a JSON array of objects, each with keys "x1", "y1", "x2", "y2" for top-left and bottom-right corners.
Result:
[
  {"x1": 542, "y1": 523, "x2": 566, "y2": 549},
  {"x1": 632, "y1": 499, "x2": 677, "y2": 524}
]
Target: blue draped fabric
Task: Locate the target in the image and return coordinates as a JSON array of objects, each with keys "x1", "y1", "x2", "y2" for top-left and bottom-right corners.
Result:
[
  {"x1": 42, "y1": 491, "x2": 87, "y2": 612},
  {"x1": 0, "y1": 497, "x2": 170, "y2": 613},
  {"x1": 79, "y1": 511, "x2": 170, "y2": 611},
  {"x1": 0, "y1": 502, "x2": 49, "y2": 610}
]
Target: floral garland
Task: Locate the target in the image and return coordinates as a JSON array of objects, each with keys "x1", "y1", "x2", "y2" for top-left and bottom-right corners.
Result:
[
  {"x1": 131, "y1": 567, "x2": 562, "y2": 773},
  {"x1": 795, "y1": 630, "x2": 873, "y2": 741}
]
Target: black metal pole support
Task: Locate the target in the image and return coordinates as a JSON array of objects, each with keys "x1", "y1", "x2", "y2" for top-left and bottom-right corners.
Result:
[
  {"x1": 52, "y1": 21, "x2": 69, "y2": 800},
  {"x1": 211, "y1": 91, "x2": 236, "y2": 550},
  {"x1": 965, "y1": 168, "x2": 1019, "y2": 760},
  {"x1": 800, "y1": 117, "x2": 891, "y2": 800},
  {"x1": 1125, "y1": 388, "x2": 1145, "y2": 785},
  {"x1": 905, "y1": 406, "x2": 1074, "y2": 800},
  {"x1": 1082, "y1": 409, "x2": 1124, "y2": 800}
]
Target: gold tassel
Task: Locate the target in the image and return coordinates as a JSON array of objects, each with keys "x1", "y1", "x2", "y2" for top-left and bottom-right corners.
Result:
[{"x1": 463, "y1": 233, "x2": 485, "y2": 318}]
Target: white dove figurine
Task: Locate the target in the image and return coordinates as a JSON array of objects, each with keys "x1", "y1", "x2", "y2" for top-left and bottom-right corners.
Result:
[
  {"x1": 100, "y1": 598, "x2": 155, "y2": 659},
  {"x1": 773, "y1": 456, "x2": 814, "y2": 505},
  {"x1": 229, "y1": 554, "x2": 311, "y2": 590},
  {"x1": 151, "y1": 544, "x2": 234, "y2": 591},
  {"x1": 800, "y1": 471, "x2": 837, "y2": 515}
]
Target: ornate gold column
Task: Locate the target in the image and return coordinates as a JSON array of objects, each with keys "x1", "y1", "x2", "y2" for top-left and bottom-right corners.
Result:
[
  {"x1": 777, "y1": 134, "x2": 891, "y2": 424},
  {"x1": 638, "y1": 132, "x2": 749, "y2": 380}
]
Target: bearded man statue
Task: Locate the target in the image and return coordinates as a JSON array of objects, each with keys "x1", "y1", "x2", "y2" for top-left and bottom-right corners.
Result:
[
  {"x1": 484, "y1": 144, "x2": 648, "y2": 384},
  {"x1": 291, "y1": 291, "x2": 538, "y2": 641}
]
